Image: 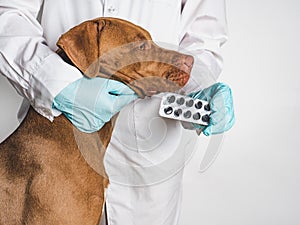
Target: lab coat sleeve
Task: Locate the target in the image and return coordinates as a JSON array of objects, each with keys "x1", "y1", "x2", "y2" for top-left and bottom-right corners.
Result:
[
  {"x1": 179, "y1": 0, "x2": 228, "y2": 94},
  {"x1": 0, "y1": 0, "x2": 82, "y2": 121}
]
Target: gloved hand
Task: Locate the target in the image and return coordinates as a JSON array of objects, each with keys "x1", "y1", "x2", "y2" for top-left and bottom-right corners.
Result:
[
  {"x1": 189, "y1": 82, "x2": 235, "y2": 136},
  {"x1": 52, "y1": 76, "x2": 138, "y2": 133}
]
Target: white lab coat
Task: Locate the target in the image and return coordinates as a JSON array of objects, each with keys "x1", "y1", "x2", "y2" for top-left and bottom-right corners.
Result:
[{"x1": 0, "y1": 0, "x2": 227, "y2": 224}]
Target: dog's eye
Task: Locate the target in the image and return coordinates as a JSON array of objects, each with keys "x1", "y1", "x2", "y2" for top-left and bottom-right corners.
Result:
[{"x1": 138, "y1": 42, "x2": 146, "y2": 51}]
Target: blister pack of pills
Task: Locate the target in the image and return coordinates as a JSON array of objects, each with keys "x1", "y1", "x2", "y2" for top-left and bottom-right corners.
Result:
[{"x1": 159, "y1": 93, "x2": 212, "y2": 126}]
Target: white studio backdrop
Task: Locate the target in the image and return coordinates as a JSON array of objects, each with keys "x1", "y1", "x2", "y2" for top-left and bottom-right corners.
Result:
[
  {"x1": 180, "y1": 0, "x2": 300, "y2": 224},
  {"x1": 0, "y1": 0, "x2": 299, "y2": 224}
]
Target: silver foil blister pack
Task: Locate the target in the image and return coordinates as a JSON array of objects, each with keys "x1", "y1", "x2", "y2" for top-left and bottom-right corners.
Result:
[{"x1": 159, "y1": 93, "x2": 211, "y2": 126}]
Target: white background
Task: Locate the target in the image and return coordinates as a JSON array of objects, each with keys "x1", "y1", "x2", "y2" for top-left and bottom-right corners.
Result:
[
  {"x1": 1, "y1": 0, "x2": 299, "y2": 224},
  {"x1": 180, "y1": 0, "x2": 300, "y2": 224}
]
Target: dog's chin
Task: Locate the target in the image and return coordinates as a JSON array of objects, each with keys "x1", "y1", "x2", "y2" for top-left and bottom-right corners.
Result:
[
  {"x1": 127, "y1": 76, "x2": 184, "y2": 98},
  {"x1": 175, "y1": 72, "x2": 190, "y2": 87},
  {"x1": 164, "y1": 70, "x2": 190, "y2": 88}
]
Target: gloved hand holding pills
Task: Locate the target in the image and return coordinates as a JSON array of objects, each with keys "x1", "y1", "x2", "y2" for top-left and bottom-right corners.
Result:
[
  {"x1": 159, "y1": 82, "x2": 235, "y2": 136},
  {"x1": 159, "y1": 93, "x2": 212, "y2": 126}
]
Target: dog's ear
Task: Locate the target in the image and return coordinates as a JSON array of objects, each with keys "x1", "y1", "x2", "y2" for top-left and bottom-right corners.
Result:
[{"x1": 57, "y1": 19, "x2": 106, "y2": 77}]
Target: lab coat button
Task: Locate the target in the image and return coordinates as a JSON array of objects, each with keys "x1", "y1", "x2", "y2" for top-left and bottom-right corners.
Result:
[{"x1": 107, "y1": 6, "x2": 117, "y2": 14}]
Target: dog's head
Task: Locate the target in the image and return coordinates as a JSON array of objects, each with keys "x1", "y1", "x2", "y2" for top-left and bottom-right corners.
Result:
[{"x1": 57, "y1": 17, "x2": 194, "y2": 97}]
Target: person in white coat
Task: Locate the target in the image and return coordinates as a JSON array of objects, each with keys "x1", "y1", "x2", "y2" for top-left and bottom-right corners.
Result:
[{"x1": 0, "y1": 0, "x2": 234, "y2": 224}]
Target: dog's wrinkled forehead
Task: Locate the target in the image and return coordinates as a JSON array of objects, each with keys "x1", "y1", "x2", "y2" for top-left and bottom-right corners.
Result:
[
  {"x1": 99, "y1": 18, "x2": 152, "y2": 51},
  {"x1": 111, "y1": 18, "x2": 151, "y2": 39}
]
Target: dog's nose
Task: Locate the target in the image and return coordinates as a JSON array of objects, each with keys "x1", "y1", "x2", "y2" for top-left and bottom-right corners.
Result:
[
  {"x1": 179, "y1": 55, "x2": 194, "y2": 74},
  {"x1": 184, "y1": 55, "x2": 194, "y2": 68}
]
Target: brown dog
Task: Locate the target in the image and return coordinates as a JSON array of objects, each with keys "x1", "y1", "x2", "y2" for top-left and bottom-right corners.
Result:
[{"x1": 0, "y1": 18, "x2": 193, "y2": 225}]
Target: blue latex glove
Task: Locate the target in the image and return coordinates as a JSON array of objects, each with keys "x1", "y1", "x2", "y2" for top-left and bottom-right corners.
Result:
[
  {"x1": 52, "y1": 77, "x2": 138, "y2": 133},
  {"x1": 189, "y1": 82, "x2": 235, "y2": 136}
]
